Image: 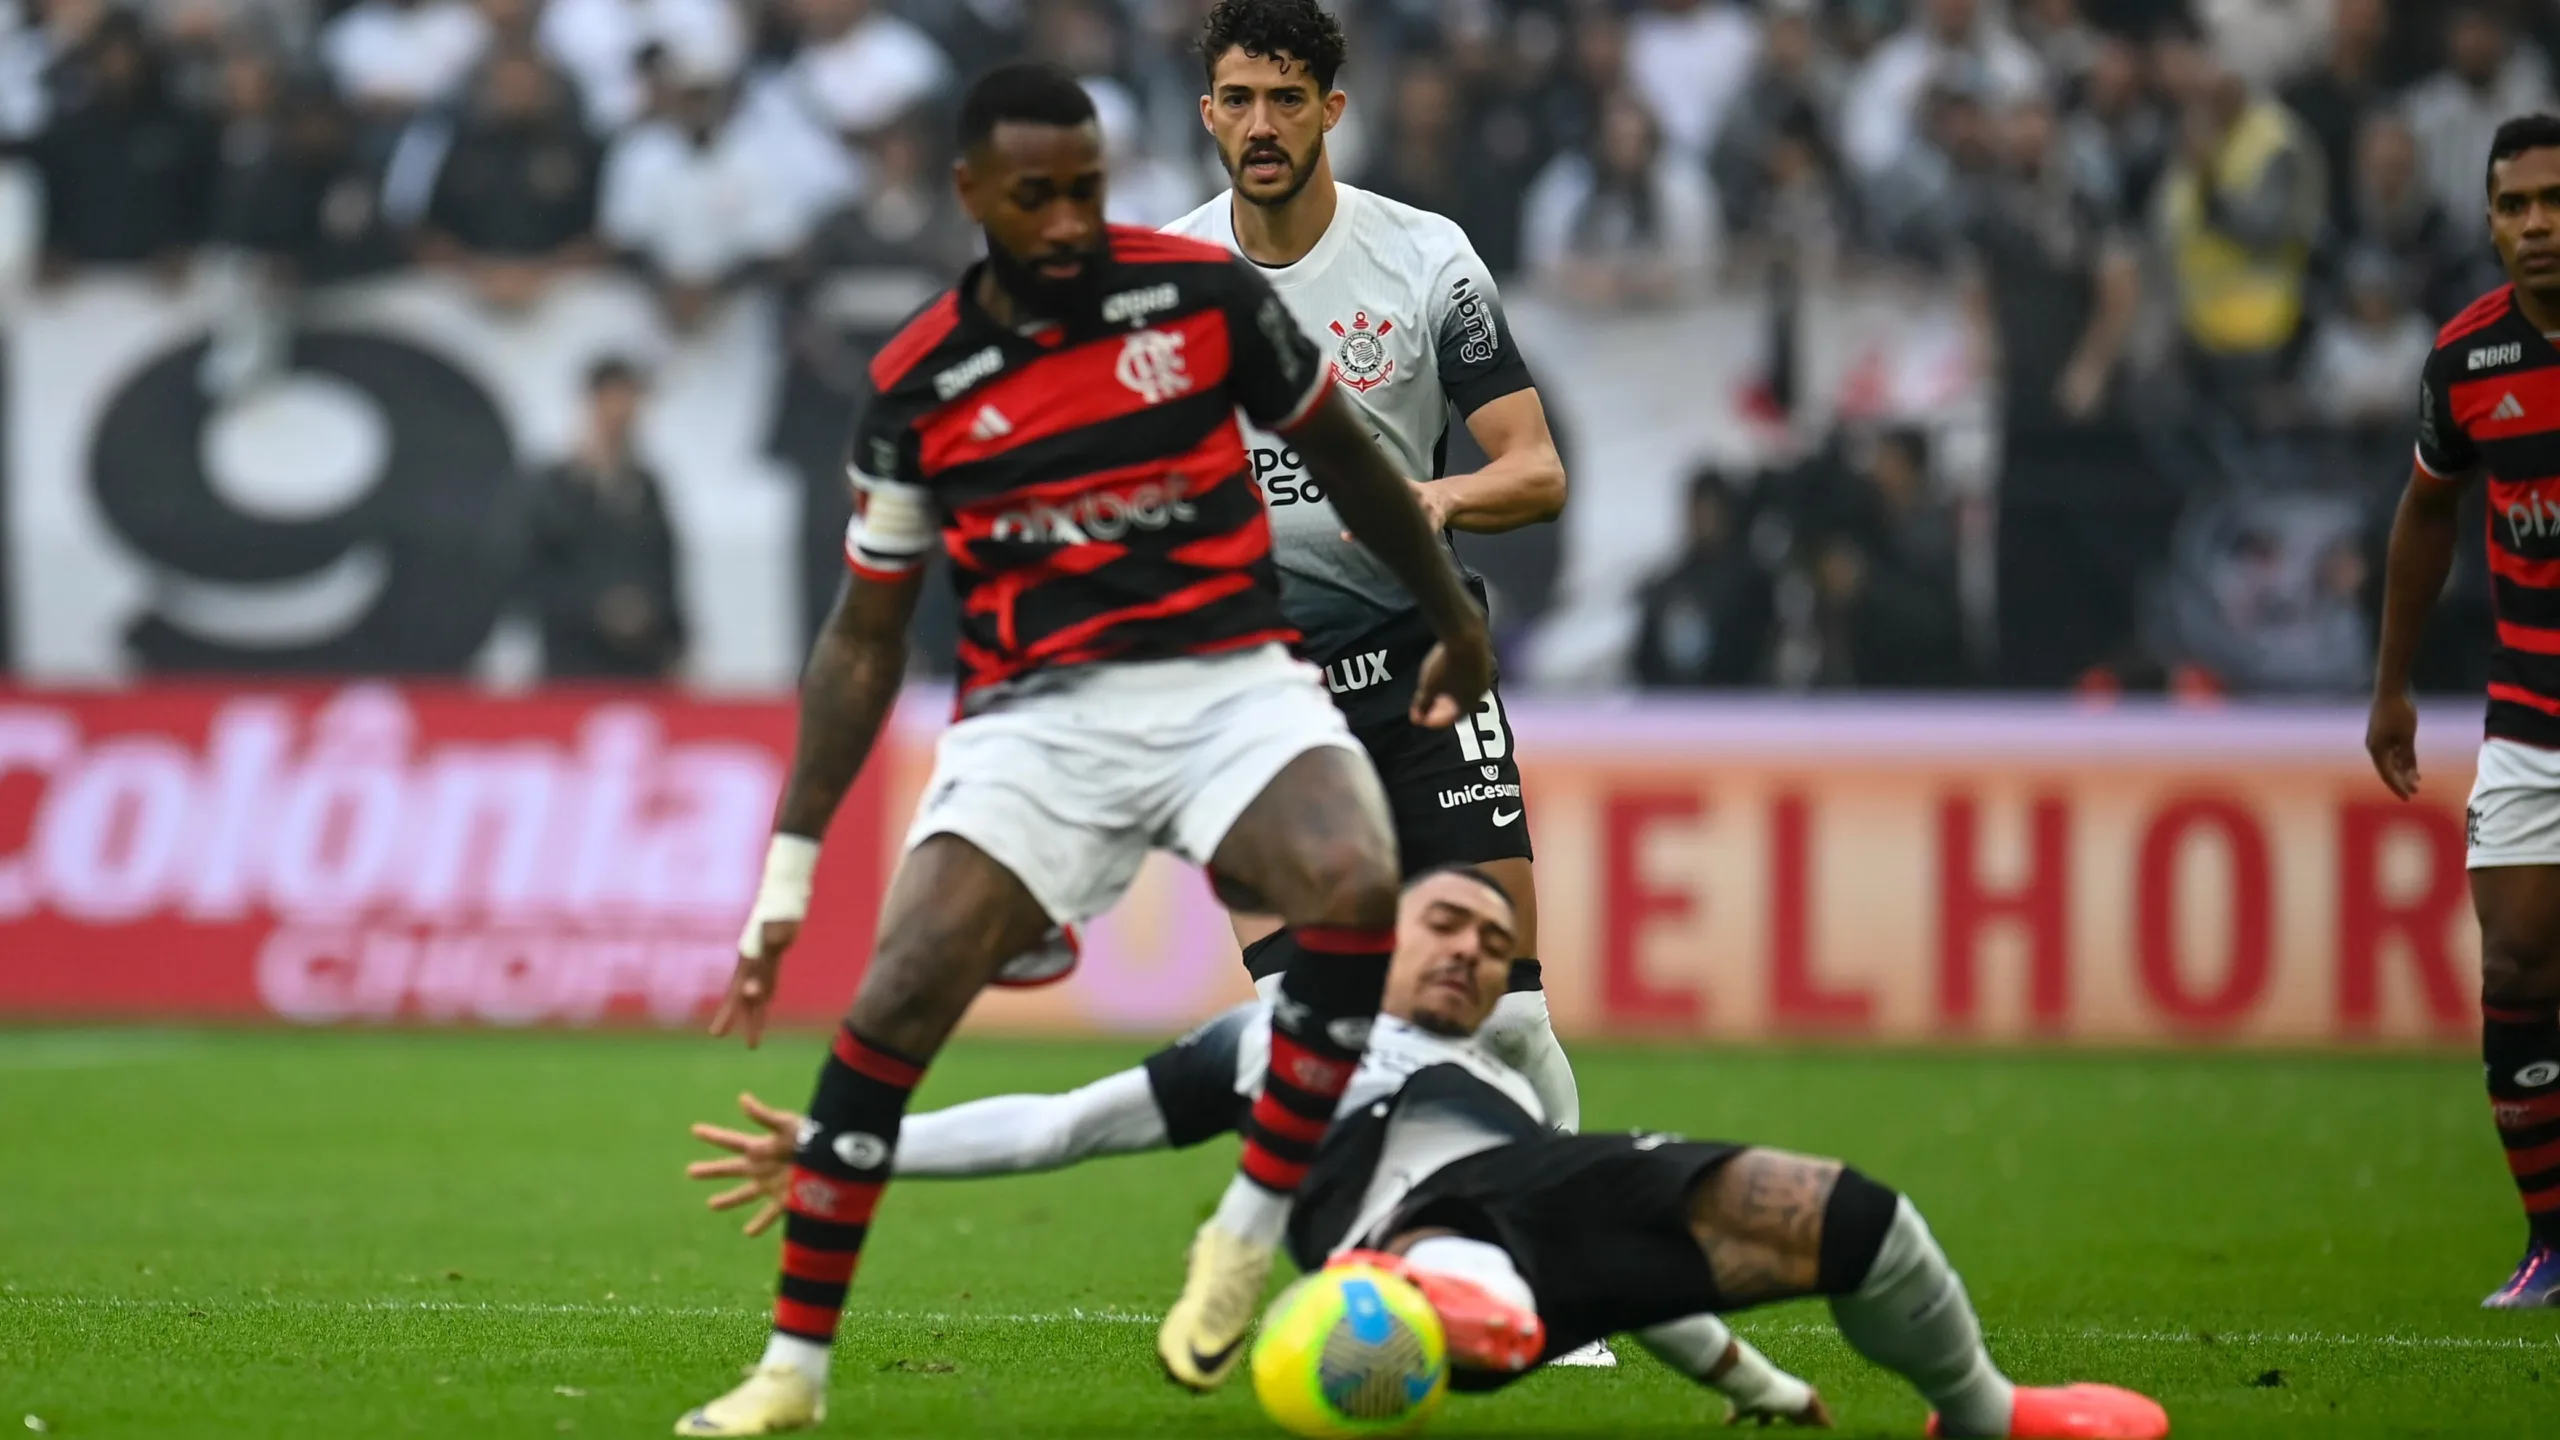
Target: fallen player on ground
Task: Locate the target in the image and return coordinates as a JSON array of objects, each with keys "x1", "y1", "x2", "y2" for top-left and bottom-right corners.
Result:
[
  {"x1": 689, "y1": 867, "x2": 1816, "y2": 1423},
  {"x1": 688, "y1": 867, "x2": 2167, "y2": 1438}
]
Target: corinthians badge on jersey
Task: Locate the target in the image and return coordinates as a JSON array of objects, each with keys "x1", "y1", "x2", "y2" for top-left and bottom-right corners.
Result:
[{"x1": 1327, "y1": 311, "x2": 1396, "y2": 393}]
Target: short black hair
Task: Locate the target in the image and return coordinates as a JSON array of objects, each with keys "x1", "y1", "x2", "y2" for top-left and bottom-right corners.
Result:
[
  {"x1": 1198, "y1": 0, "x2": 1349, "y2": 94},
  {"x1": 2486, "y1": 113, "x2": 2560, "y2": 194},
  {"x1": 956, "y1": 61, "x2": 1097, "y2": 154},
  {"x1": 1408, "y1": 863, "x2": 1514, "y2": 911}
]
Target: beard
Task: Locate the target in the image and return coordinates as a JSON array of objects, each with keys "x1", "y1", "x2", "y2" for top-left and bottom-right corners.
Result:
[
  {"x1": 1225, "y1": 132, "x2": 1325, "y2": 208},
  {"x1": 983, "y1": 238, "x2": 1105, "y2": 321}
]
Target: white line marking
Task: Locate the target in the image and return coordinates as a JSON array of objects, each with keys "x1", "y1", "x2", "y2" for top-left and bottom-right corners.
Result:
[{"x1": 3, "y1": 1297, "x2": 2549, "y2": 1349}]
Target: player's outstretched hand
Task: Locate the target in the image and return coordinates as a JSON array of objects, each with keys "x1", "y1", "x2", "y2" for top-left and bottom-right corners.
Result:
[
  {"x1": 711, "y1": 922, "x2": 796, "y2": 1049},
  {"x1": 686, "y1": 1091, "x2": 803, "y2": 1237},
  {"x1": 716, "y1": 836, "x2": 822, "y2": 1047},
  {"x1": 1410, "y1": 623, "x2": 1494, "y2": 729},
  {"x1": 2366, "y1": 690, "x2": 2422, "y2": 800}
]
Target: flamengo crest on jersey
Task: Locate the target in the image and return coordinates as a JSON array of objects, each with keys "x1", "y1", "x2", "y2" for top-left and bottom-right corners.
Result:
[
  {"x1": 1161, "y1": 184, "x2": 1536, "y2": 660},
  {"x1": 2414, "y1": 285, "x2": 2560, "y2": 746}
]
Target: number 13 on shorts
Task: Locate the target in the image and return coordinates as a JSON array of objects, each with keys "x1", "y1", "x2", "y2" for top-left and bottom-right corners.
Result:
[{"x1": 1451, "y1": 692, "x2": 1509, "y2": 763}]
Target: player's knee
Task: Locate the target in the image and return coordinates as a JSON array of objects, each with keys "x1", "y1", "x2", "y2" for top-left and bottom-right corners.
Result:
[
  {"x1": 2479, "y1": 936, "x2": 2560, "y2": 1008},
  {"x1": 1293, "y1": 836, "x2": 1399, "y2": 928}
]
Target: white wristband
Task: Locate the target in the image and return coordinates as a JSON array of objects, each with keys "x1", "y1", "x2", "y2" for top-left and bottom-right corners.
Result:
[{"x1": 738, "y1": 833, "x2": 823, "y2": 958}]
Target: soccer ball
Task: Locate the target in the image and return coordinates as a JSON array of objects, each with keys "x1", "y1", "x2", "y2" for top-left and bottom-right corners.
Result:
[{"x1": 1250, "y1": 1262, "x2": 1449, "y2": 1438}]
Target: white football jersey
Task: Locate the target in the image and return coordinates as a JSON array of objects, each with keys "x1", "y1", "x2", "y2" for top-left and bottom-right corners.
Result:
[{"x1": 1161, "y1": 183, "x2": 1535, "y2": 661}]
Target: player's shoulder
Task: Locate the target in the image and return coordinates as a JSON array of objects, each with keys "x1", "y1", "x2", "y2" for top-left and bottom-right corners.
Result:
[
  {"x1": 864, "y1": 288, "x2": 972, "y2": 398},
  {"x1": 1158, "y1": 194, "x2": 1235, "y2": 246},
  {"x1": 2433, "y1": 284, "x2": 2523, "y2": 361},
  {"x1": 1341, "y1": 184, "x2": 1480, "y2": 276},
  {"x1": 1107, "y1": 223, "x2": 1233, "y2": 269}
]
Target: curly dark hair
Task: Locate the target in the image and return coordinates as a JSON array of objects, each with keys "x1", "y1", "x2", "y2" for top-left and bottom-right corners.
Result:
[{"x1": 1197, "y1": 0, "x2": 1349, "y2": 93}]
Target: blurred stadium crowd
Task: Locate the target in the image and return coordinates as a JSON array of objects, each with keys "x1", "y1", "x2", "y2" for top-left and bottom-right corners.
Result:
[{"x1": 0, "y1": 0, "x2": 2540, "y2": 695}]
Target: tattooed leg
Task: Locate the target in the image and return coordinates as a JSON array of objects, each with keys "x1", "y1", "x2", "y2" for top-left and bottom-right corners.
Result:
[{"x1": 1684, "y1": 1148, "x2": 1842, "y2": 1307}]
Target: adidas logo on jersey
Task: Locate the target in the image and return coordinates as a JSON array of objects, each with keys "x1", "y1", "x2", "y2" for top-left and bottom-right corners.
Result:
[
  {"x1": 969, "y1": 404, "x2": 1013, "y2": 441},
  {"x1": 2495, "y1": 393, "x2": 2529, "y2": 422}
]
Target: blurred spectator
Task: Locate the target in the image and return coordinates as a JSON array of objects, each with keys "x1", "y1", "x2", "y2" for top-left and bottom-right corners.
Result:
[
  {"x1": 1972, "y1": 88, "x2": 2138, "y2": 432},
  {"x1": 2069, "y1": 34, "x2": 2169, "y2": 215},
  {"x1": 2334, "y1": 109, "x2": 2474, "y2": 321},
  {"x1": 914, "y1": 0, "x2": 1031, "y2": 81},
  {"x1": 424, "y1": 47, "x2": 600, "y2": 309},
  {"x1": 776, "y1": 113, "x2": 969, "y2": 642},
  {"x1": 1842, "y1": 0, "x2": 2043, "y2": 178},
  {"x1": 1865, "y1": 75, "x2": 2001, "y2": 269},
  {"x1": 2280, "y1": 0, "x2": 2387, "y2": 239},
  {"x1": 1535, "y1": 0, "x2": 1624, "y2": 164},
  {"x1": 2404, "y1": 1, "x2": 2555, "y2": 245},
  {"x1": 2193, "y1": 0, "x2": 2331, "y2": 91},
  {"x1": 539, "y1": 0, "x2": 742, "y2": 133},
  {"x1": 600, "y1": 52, "x2": 809, "y2": 330},
  {"x1": 1808, "y1": 429, "x2": 1968, "y2": 689},
  {"x1": 1710, "y1": 0, "x2": 1845, "y2": 214},
  {"x1": 786, "y1": 0, "x2": 950, "y2": 137},
  {"x1": 1521, "y1": 91, "x2": 1717, "y2": 309},
  {"x1": 2301, "y1": 247, "x2": 2434, "y2": 434},
  {"x1": 2016, "y1": 0, "x2": 2102, "y2": 89},
  {"x1": 1631, "y1": 469, "x2": 1775, "y2": 688},
  {"x1": 1624, "y1": 0, "x2": 1760, "y2": 162},
  {"x1": 0, "y1": 0, "x2": 55, "y2": 142},
  {"x1": 2153, "y1": 58, "x2": 2324, "y2": 423},
  {"x1": 319, "y1": 0, "x2": 490, "y2": 120},
  {"x1": 1086, "y1": 75, "x2": 1194, "y2": 228},
  {"x1": 523, "y1": 359, "x2": 687, "y2": 680},
  {"x1": 33, "y1": 12, "x2": 214, "y2": 273},
  {"x1": 1723, "y1": 104, "x2": 1856, "y2": 273}
]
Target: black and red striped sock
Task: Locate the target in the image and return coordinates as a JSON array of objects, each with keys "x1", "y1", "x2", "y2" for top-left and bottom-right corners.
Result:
[
  {"x1": 1239, "y1": 924, "x2": 1393, "y2": 1195},
  {"x1": 2484, "y1": 1003, "x2": 2560, "y2": 1248},
  {"x1": 773, "y1": 1025, "x2": 927, "y2": 1344}
]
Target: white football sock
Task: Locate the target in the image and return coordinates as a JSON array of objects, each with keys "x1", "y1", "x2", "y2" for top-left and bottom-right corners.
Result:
[
  {"x1": 1209, "y1": 1173, "x2": 1291, "y2": 1247},
  {"x1": 1636, "y1": 1314, "x2": 1814, "y2": 1418},
  {"x1": 1402, "y1": 1235, "x2": 1536, "y2": 1312},
  {"x1": 1479, "y1": 988, "x2": 1581, "y2": 1132},
  {"x1": 1828, "y1": 1198, "x2": 2015, "y2": 1439},
  {"x1": 759, "y1": 1331, "x2": 830, "y2": 1387}
]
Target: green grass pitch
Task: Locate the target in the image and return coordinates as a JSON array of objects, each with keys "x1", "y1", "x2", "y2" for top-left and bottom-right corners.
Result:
[{"x1": 2, "y1": 1029, "x2": 2553, "y2": 1437}]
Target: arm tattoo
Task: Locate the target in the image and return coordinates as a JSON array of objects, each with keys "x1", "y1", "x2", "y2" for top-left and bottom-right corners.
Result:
[{"x1": 1691, "y1": 1149, "x2": 1844, "y2": 1309}]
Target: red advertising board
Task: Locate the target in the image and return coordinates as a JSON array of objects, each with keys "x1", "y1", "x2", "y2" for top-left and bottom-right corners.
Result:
[
  {"x1": 0, "y1": 686, "x2": 2491, "y2": 1047},
  {"x1": 0, "y1": 684, "x2": 886, "y2": 1025}
]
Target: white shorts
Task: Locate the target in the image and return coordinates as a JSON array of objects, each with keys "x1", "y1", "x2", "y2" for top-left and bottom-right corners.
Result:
[
  {"x1": 904, "y1": 644, "x2": 1366, "y2": 924},
  {"x1": 2467, "y1": 738, "x2": 2560, "y2": 868}
]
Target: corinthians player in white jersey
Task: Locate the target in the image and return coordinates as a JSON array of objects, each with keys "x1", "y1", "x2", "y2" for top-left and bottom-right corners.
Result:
[{"x1": 1156, "y1": 0, "x2": 1588, "y2": 1383}]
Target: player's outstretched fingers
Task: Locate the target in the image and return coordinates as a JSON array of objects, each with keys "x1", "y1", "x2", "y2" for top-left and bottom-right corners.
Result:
[
  {"x1": 690, "y1": 1123, "x2": 761, "y2": 1156},
  {"x1": 741, "y1": 1199, "x2": 785, "y2": 1237},
  {"x1": 687, "y1": 1156, "x2": 753, "y2": 1182},
  {"x1": 737, "y1": 1092, "x2": 801, "y2": 1137},
  {"x1": 705, "y1": 1180, "x2": 764, "y2": 1213}
]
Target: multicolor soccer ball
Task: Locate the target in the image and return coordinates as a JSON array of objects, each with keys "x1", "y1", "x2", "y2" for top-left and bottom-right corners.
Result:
[{"x1": 1250, "y1": 1262, "x2": 1450, "y2": 1438}]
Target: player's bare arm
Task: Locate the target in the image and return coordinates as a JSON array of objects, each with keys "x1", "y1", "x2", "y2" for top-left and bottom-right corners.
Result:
[
  {"x1": 715, "y1": 569, "x2": 922, "y2": 1047},
  {"x1": 2367, "y1": 466, "x2": 2466, "y2": 800},
  {"x1": 1285, "y1": 389, "x2": 1492, "y2": 726},
  {"x1": 1416, "y1": 388, "x2": 1566, "y2": 534}
]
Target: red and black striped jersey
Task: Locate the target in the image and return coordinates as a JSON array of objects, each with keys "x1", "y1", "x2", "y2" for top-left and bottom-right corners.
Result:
[
  {"x1": 2418, "y1": 284, "x2": 2560, "y2": 744},
  {"x1": 844, "y1": 227, "x2": 1332, "y2": 709}
]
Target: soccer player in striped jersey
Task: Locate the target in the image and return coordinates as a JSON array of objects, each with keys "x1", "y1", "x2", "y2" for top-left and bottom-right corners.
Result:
[
  {"x1": 679, "y1": 63, "x2": 1493, "y2": 1433},
  {"x1": 2369, "y1": 113, "x2": 2560, "y2": 1309}
]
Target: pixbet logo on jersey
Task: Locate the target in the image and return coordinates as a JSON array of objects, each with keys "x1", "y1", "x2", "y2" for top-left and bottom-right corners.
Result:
[{"x1": 986, "y1": 479, "x2": 1198, "y2": 545}]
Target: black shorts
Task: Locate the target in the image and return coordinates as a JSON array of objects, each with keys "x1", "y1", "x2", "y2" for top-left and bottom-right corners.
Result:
[
  {"x1": 1316, "y1": 606, "x2": 1533, "y2": 877},
  {"x1": 1385, "y1": 1132, "x2": 1741, "y2": 1384},
  {"x1": 1138, "y1": 1004, "x2": 1257, "y2": 1149}
]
